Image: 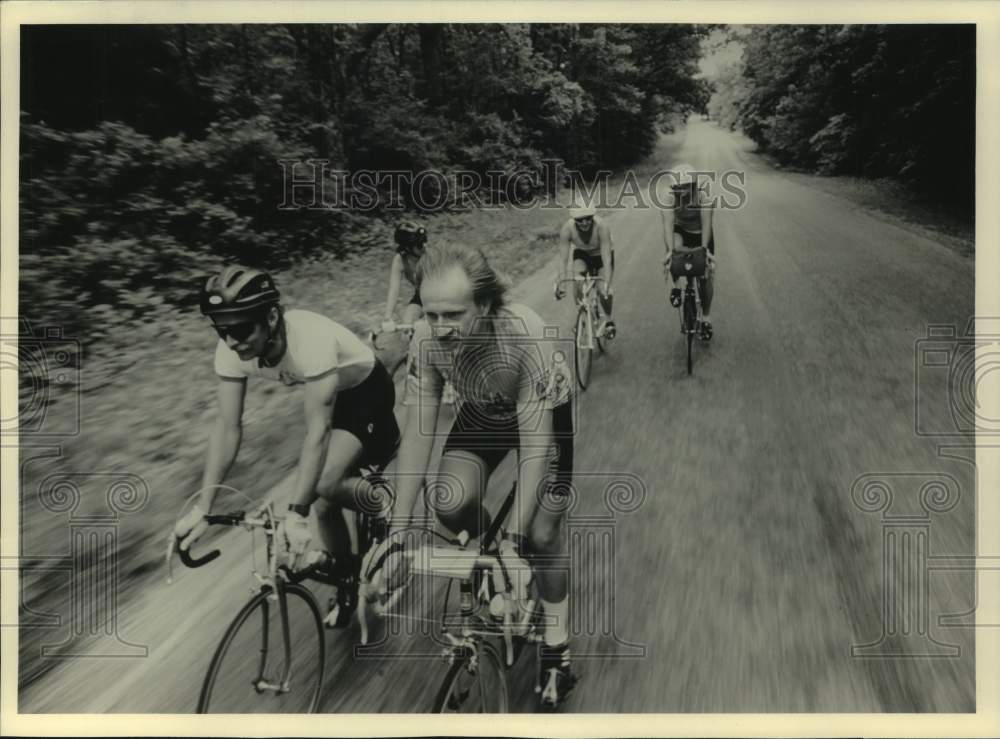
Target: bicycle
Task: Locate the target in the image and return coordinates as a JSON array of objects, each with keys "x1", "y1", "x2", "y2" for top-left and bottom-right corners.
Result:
[
  {"x1": 666, "y1": 246, "x2": 709, "y2": 376},
  {"x1": 556, "y1": 274, "x2": 609, "y2": 391},
  {"x1": 358, "y1": 481, "x2": 552, "y2": 713},
  {"x1": 167, "y1": 477, "x2": 391, "y2": 713}
]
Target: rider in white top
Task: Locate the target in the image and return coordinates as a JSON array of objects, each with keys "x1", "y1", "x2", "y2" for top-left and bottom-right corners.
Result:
[{"x1": 175, "y1": 266, "x2": 399, "y2": 627}]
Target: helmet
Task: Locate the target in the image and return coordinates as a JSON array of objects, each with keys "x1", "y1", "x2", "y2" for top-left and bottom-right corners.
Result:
[
  {"x1": 199, "y1": 265, "x2": 280, "y2": 318},
  {"x1": 394, "y1": 221, "x2": 427, "y2": 252},
  {"x1": 569, "y1": 204, "x2": 596, "y2": 220},
  {"x1": 670, "y1": 162, "x2": 696, "y2": 186}
]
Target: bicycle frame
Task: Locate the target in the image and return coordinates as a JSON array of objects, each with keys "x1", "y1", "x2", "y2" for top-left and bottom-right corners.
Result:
[{"x1": 558, "y1": 275, "x2": 605, "y2": 350}]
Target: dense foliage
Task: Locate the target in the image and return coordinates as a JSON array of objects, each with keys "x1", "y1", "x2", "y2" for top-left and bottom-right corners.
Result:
[
  {"x1": 708, "y1": 25, "x2": 974, "y2": 205},
  {"x1": 20, "y1": 23, "x2": 709, "y2": 334}
]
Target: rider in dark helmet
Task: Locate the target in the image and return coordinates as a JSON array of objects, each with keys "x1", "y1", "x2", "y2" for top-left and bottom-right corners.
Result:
[
  {"x1": 178, "y1": 264, "x2": 401, "y2": 628},
  {"x1": 383, "y1": 221, "x2": 429, "y2": 333}
]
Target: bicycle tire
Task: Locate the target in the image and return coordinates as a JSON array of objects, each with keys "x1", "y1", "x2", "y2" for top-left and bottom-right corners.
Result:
[
  {"x1": 197, "y1": 583, "x2": 325, "y2": 713},
  {"x1": 684, "y1": 292, "x2": 696, "y2": 376},
  {"x1": 575, "y1": 308, "x2": 592, "y2": 390},
  {"x1": 432, "y1": 640, "x2": 509, "y2": 713},
  {"x1": 594, "y1": 305, "x2": 606, "y2": 356}
]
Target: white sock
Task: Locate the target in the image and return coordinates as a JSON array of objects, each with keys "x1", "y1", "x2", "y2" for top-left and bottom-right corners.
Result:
[{"x1": 541, "y1": 597, "x2": 569, "y2": 646}]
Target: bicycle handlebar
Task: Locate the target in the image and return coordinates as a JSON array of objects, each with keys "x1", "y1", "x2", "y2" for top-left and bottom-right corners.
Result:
[
  {"x1": 177, "y1": 539, "x2": 221, "y2": 569},
  {"x1": 175, "y1": 509, "x2": 274, "y2": 570}
]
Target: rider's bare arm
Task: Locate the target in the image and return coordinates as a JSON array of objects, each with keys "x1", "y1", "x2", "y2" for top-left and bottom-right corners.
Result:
[
  {"x1": 514, "y1": 399, "x2": 555, "y2": 535},
  {"x1": 391, "y1": 401, "x2": 439, "y2": 534},
  {"x1": 199, "y1": 377, "x2": 247, "y2": 512},
  {"x1": 661, "y1": 207, "x2": 674, "y2": 255},
  {"x1": 385, "y1": 253, "x2": 404, "y2": 320},
  {"x1": 700, "y1": 186, "x2": 714, "y2": 252},
  {"x1": 598, "y1": 221, "x2": 613, "y2": 290},
  {"x1": 290, "y1": 372, "x2": 340, "y2": 509},
  {"x1": 558, "y1": 222, "x2": 574, "y2": 280}
]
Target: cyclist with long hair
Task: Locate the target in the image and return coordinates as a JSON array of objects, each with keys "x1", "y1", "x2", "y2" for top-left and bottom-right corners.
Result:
[
  {"x1": 174, "y1": 265, "x2": 400, "y2": 626},
  {"x1": 384, "y1": 242, "x2": 577, "y2": 707}
]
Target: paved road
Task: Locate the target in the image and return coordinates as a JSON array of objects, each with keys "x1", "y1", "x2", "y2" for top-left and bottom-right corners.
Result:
[{"x1": 20, "y1": 119, "x2": 976, "y2": 713}]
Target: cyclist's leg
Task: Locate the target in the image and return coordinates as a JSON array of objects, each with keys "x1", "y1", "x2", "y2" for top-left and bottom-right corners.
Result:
[
  {"x1": 317, "y1": 359, "x2": 400, "y2": 554},
  {"x1": 668, "y1": 233, "x2": 685, "y2": 306},
  {"x1": 314, "y1": 433, "x2": 366, "y2": 559},
  {"x1": 434, "y1": 405, "x2": 511, "y2": 537},
  {"x1": 597, "y1": 251, "x2": 613, "y2": 315},
  {"x1": 697, "y1": 236, "x2": 714, "y2": 338},
  {"x1": 571, "y1": 251, "x2": 588, "y2": 304},
  {"x1": 524, "y1": 401, "x2": 576, "y2": 702},
  {"x1": 596, "y1": 252, "x2": 615, "y2": 336}
]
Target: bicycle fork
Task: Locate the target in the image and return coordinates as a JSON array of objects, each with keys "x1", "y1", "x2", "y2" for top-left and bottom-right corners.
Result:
[{"x1": 252, "y1": 586, "x2": 294, "y2": 695}]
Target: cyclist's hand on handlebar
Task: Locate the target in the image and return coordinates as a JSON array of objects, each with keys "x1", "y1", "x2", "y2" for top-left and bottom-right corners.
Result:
[
  {"x1": 707, "y1": 252, "x2": 717, "y2": 272},
  {"x1": 281, "y1": 509, "x2": 312, "y2": 570},
  {"x1": 174, "y1": 504, "x2": 209, "y2": 552},
  {"x1": 380, "y1": 319, "x2": 397, "y2": 334}
]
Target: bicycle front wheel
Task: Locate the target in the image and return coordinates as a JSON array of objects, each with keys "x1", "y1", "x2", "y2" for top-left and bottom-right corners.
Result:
[
  {"x1": 432, "y1": 641, "x2": 509, "y2": 713},
  {"x1": 575, "y1": 308, "x2": 592, "y2": 390},
  {"x1": 197, "y1": 583, "x2": 325, "y2": 713}
]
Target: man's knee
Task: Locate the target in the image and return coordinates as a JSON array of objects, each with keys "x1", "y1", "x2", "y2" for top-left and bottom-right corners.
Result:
[{"x1": 529, "y1": 514, "x2": 565, "y2": 555}]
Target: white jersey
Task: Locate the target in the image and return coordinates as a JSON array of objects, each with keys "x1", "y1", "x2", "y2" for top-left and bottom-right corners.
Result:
[{"x1": 214, "y1": 309, "x2": 375, "y2": 390}]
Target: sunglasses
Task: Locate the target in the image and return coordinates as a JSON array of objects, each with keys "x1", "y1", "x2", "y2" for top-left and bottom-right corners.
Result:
[
  {"x1": 213, "y1": 321, "x2": 258, "y2": 342},
  {"x1": 574, "y1": 216, "x2": 594, "y2": 225}
]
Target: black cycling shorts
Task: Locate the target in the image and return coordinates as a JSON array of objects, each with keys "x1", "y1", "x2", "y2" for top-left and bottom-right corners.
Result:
[
  {"x1": 442, "y1": 400, "x2": 574, "y2": 496},
  {"x1": 674, "y1": 228, "x2": 715, "y2": 254},
  {"x1": 572, "y1": 249, "x2": 615, "y2": 275},
  {"x1": 331, "y1": 359, "x2": 400, "y2": 471}
]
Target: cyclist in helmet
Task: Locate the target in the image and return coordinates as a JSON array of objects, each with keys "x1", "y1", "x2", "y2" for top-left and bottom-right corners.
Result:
[
  {"x1": 660, "y1": 162, "x2": 716, "y2": 340},
  {"x1": 555, "y1": 202, "x2": 616, "y2": 338},
  {"x1": 382, "y1": 221, "x2": 428, "y2": 333},
  {"x1": 174, "y1": 265, "x2": 400, "y2": 627}
]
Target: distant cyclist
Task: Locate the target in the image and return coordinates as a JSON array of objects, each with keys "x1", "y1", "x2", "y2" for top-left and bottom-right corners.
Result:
[
  {"x1": 382, "y1": 221, "x2": 428, "y2": 336},
  {"x1": 383, "y1": 243, "x2": 578, "y2": 707},
  {"x1": 556, "y1": 203, "x2": 616, "y2": 338},
  {"x1": 661, "y1": 162, "x2": 716, "y2": 339},
  {"x1": 174, "y1": 265, "x2": 400, "y2": 626},
  {"x1": 380, "y1": 221, "x2": 455, "y2": 403}
]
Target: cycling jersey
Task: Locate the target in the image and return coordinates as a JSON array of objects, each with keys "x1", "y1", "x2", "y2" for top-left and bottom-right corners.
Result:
[
  {"x1": 214, "y1": 309, "x2": 375, "y2": 390},
  {"x1": 405, "y1": 303, "x2": 573, "y2": 417},
  {"x1": 559, "y1": 216, "x2": 610, "y2": 256}
]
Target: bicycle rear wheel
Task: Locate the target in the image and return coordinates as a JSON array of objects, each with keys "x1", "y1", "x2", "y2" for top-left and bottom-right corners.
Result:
[
  {"x1": 197, "y1": 583, "x2": 325, "y2": 713},
  {"x1": 575, "y1": 308, "x2": 592, "y2": 390},
  {"x1": 432, "y1": 641, "x2": 509, "y2": 713},
  {"x1": 684, "y1": 292, "x2": 697, "y2": 376}
]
